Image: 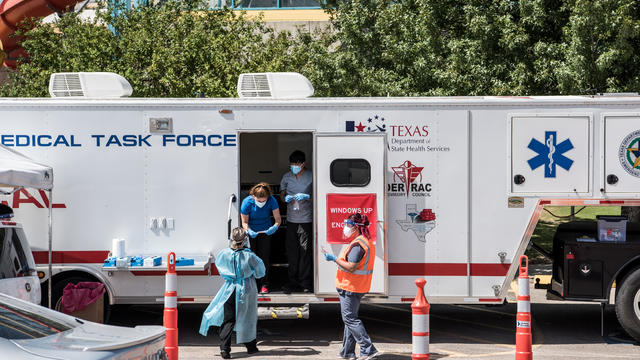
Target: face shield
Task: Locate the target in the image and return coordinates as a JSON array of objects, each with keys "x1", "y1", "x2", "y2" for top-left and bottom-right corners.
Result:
[{"x1": 342, "y1": 219, "x2": 356, "y2": 239}]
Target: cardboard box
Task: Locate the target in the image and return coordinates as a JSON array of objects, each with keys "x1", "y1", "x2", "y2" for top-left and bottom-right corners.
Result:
[{"x1": 69, "y1": 294, "x2": 104, "y2": 323}]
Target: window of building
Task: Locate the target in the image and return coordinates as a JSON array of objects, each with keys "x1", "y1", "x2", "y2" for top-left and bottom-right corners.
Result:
[{"x1": 210, "y1": 0, "x2": 322, "y2": 9}]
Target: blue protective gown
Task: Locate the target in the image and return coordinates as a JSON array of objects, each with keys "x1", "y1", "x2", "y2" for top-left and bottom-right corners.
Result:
[{"x1": 199, "y1": 247, "x2": 265, "y2": 343}]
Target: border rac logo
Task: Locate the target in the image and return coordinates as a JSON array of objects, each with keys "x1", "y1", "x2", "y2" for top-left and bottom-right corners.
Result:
[{"x1": 619, "y1": 130, "x2": 640, "y2": 177}]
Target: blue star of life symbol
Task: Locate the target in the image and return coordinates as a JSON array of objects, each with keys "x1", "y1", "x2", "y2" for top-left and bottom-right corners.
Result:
[{"x1": 527, "y1": 131, "x2": 574, "y2": 178}]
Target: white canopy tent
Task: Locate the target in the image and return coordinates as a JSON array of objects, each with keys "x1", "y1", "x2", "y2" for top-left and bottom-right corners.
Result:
[{"x1": 0, "y1": 145, "x2": 54, "y2": 307}]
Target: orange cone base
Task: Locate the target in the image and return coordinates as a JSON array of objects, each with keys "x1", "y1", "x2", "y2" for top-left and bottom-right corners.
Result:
[
  {"x1": 165, "y1": 346, "x2": 178, "y2": 360},
  {"x1": 412, "y1": 354, "x2": 430, "y2": 359},
  {"x1": 165, "y1": 328, "x2": 178, "y2": 347},
  {"x1": 515, "y1": 332, "x2": 532, "y2": 360},
  {"x1": 516, "y1": 351, "x2": 532, "y2": 360}
]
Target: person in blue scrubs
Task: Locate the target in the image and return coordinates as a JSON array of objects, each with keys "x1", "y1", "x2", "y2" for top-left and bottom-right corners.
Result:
[
  {"x1": 241, "y1": 182, "x2": 281, "y2": 294},
  {"x1": 199, "y1": 227, "x2": 265, "y2": 359}
]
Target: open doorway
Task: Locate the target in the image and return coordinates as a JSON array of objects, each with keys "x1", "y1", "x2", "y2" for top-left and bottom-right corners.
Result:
[{"x1": 239, "y1": 132, "x2": 313, "y2": 294}]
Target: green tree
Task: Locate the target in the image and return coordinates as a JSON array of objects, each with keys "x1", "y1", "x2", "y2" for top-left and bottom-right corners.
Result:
[{"x1": 556, "y1": 0, "x2": 640, "y2": 94}]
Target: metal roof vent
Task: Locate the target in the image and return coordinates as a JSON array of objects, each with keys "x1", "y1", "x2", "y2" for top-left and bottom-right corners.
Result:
[
  {"x1": 49, "y1": 72, "x2": 133, "y2": 98},
  {"x1": 237, "y1": 72, "x2": 314, "y2": 99}
]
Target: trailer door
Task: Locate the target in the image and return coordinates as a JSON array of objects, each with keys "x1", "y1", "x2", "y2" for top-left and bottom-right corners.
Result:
[{"x1": 315, "y1": 134, "x2": 387, "y2": 295}]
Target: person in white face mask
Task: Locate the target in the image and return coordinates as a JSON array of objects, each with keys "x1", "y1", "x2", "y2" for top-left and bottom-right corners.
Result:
[
  {"x1": 280, "y1": 150, "x2": 313, "y2": 294},
  {"x1": 324, "y1": 213, "x2": 379, "y2": 360},
  {"x1": 241, "y1": 182, "x2": 281, "y2": 293}
]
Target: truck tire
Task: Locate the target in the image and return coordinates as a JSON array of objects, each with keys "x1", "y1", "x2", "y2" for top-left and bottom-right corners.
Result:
[
  {"x1": 52, "y1": 276, "x2": 111, "y2": 323},
  {"x1": 615, "y1": 267, "x2": 640, "y2": 342}
]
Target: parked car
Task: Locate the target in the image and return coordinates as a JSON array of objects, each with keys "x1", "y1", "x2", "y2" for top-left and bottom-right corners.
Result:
[
  {"x1": 0, "y1": 293, "x2": 166, "y2": 359},
  {"x1": 0, "y1": 205, "x2": 41, "y2": 304}
]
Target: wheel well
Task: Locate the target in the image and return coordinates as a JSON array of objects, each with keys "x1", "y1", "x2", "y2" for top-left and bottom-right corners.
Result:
[
  {"x1": 611, "y1": 258, "x2": 640, "y2": 301},
  {"x1": 43, "y1": 270, "x2": 112, "y2": 305}
]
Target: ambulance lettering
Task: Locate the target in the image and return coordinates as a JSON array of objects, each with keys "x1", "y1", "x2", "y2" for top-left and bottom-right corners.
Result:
[
  {"x1": 390, "y1": 125, "x2": 429, "y2": 137},
  {"x1": 1, "y1": 189, "x2": 66, "y2": 208},
  {"x1": 1, "y1": 134, "x2": 81, "y2": 147}
]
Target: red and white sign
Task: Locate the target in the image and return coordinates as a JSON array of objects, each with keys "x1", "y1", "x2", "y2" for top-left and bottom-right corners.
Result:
[{"x1": 326, "y1": 193, "x2": 376, "y2": 244}]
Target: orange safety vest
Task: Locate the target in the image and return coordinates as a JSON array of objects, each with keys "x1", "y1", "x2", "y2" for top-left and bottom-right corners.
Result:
[{"x1": 335, "y1": 235, "x2": 375, "y2": 293}]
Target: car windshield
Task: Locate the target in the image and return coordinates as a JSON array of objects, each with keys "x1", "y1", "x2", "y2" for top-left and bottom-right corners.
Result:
[{"x1": 0, "y1": 297, "x2": 72, "y2": 339}]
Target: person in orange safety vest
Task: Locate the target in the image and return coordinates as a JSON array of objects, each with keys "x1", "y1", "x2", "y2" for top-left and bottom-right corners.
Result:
[{"x1": 324, "y1": 213, "x2": 380, "y2": 360}]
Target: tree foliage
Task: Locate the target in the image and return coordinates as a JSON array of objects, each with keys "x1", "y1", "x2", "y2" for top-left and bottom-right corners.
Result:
[{"x1": 1, "y1": 0, "x2": 640, "y2": 97}]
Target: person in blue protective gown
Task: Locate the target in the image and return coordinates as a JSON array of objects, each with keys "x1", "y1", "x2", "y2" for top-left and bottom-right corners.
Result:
[{"x1": 200, "y1": 227, "x2": 266, "y2": 359}]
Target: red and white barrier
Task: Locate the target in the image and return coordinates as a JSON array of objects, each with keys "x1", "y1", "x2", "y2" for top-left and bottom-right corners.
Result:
[
  {"x1": 411, "y1": 278, "x2": 430, "y2": 360},
  {"x1": 516, "y1": 255, "x2": 532, "y2": 360},
  {"x1": 164, "y1": 252, "x2": 178, "y2": 360}
]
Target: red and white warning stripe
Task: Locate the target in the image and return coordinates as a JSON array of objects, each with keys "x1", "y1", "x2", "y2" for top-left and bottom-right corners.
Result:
[
  {"x1": 411, "y1": 278, "x2": 430, "y2": 360},
  {"x1": 164, "y1": 252, "x2": 179, "y2": 360},
  {"x1": 515, "y1": 255, "x2": 532, "y2": 360}
]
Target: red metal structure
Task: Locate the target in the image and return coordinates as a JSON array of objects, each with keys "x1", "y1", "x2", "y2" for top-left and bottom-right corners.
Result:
[{"x1": 0, "y1": 0, "x2": 81, "y2": 68}]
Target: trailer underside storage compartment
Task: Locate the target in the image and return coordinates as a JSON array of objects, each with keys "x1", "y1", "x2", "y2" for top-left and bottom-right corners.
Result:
[
  {"x1": 549, "y1": 220, "x2": 640, "y2": 301},
  {"x1": 548, "y1": 219, "x2": 640, "y2": 341}
]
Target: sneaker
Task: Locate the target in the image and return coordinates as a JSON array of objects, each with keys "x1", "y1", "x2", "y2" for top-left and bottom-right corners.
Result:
[
  {"x1": 340, "y1": 355, "x2": 356, "y2": 360},
  {"x1": 246, "y1": 346, "x2": 259, "y2": 354},
  {"x1": 361, "y1": 351, "x2": 381, "y2": 360},
  {"x1": 220, "y1": 350, "x2": 231, "y2": 359},
  {"x1": 260, "y1": 286, "x2": 269, "y2": 294}
]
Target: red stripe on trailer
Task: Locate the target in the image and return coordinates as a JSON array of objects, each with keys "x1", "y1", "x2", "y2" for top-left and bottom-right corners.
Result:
[
  {"x1": 470, "y1": 263, "x2": 510, "y2": 276},
  {"x1": 389, "y1": 263, "x2": 467, "y2": 276},
  {"x1": 257, "y1": 297, "x2": 271, "y2": 302},
  {"x1": 324, "y1": 297, "x2": 340, "y2": 302},
  {"x1": 390, "y1": 263, "x2": 510, "y2": 276},
  {"x1": 412, "y1": 332, "x2": 429, "y2": 336},
  {"x1": 600, "y1": 200, "x2": 624, "y2": 204},
  {"x1": 1, "y1": 221, "x2": 16, "y2": 225},
  {"x1": 479, "y1": 298, "x2": 502, "y2": 302},
  {"x1": 402, "y1": 297, "x2": 414, "y2": 302},
  {"x1": 33, "y1": 250, "x2": 109, "y2": 264},
  {"x1": 539, "y1": 200, "x2": 551, "y2": 205},
  {"x1": 178, "y1": 298, "x2": 194, "y2": 302}
]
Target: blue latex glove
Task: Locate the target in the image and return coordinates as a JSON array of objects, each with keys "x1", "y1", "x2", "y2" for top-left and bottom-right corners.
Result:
[
  {"x1": 294, "y1": 193, "x2": 310, "y2": 201},
  {"x1": 324, "y1": 253, "x2": 337, "y2": 262},
  {"x1": 248, "y1": 229, "x2": 258, "y2": 238},
  {"x1": 285, "y1": 195, "x2": 294, "y2": 203},
  {"x1": 265, "y1": 224, "x2": 279, "y2": 236}
]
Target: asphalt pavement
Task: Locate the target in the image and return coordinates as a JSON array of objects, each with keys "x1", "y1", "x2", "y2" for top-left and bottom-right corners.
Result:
[{"x1": 109, "y1": 273, "x2": 640, "y2": 359}]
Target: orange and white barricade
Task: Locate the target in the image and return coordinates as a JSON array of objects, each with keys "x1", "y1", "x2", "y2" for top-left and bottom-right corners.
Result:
[
  {"x1": 164, "y1": 252, "x2": 178, "y2": 360},
  {"x1": 411, "y1": 278, "x2": 430, "y2": 360},
  {"x1": 516, "y1": 255, "x2": 532, "y2": 360}
]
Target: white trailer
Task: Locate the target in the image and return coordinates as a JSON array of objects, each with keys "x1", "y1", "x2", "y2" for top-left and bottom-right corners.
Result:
[{"x1": 1, "y1": 73, "x2": 640, "y2": 339}]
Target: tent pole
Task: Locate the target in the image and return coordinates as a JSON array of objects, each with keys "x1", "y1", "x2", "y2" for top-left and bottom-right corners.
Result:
[{"x1": 48, "y1": 189, "x2": 53, "y2": 309}]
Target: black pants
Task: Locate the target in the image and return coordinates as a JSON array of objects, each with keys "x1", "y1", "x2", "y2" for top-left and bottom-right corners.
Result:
[
  {"x1": 250, "y1": 233, "x2": 271, "y2": 288},
  {"x1": 286, "y1": 222, "x2": 313, "y2": 290},
  {"x1": 219, "y1": 289, "x2": 257, "y2": 352}
]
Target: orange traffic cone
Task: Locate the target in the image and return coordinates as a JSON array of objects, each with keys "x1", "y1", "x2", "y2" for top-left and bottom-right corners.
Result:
[
  {"x1": 516, "y1": 255, "x2": 532, "y2": 360},
  {"x1": 164, "y1": 252, "x2": 178, "y2": 360},
  {"x1": 411, "y1": 278, "x2": 430, "y2": 360}
]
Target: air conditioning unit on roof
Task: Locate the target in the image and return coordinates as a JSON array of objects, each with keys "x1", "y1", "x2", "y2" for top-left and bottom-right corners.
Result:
[
  {"x1": 49, "y1": 72, "x2": 133, "y2": 98},
  {"x1": 237, "y1": 72, "x2": 314, "y2": 99}
]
